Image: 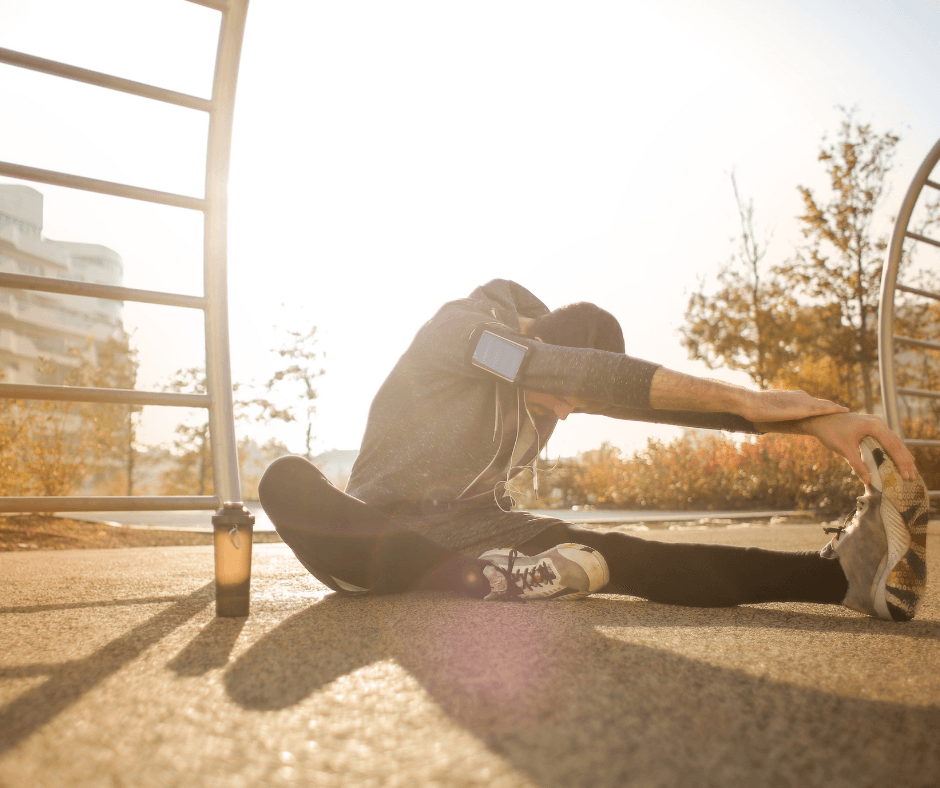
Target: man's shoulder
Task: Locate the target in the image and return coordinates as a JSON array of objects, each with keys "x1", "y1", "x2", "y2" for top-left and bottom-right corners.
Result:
[{"x1": 426, "y1": 280, "x2": 549, "y2": 328}]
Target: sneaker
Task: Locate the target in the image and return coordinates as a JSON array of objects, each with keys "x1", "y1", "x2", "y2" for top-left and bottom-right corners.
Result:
[
  {"x1": 479, "y1": 543, "x2": 610, "y2": 601},
  {"x1": 821, "y1": 436, "x2": 929, "y2": 621}
]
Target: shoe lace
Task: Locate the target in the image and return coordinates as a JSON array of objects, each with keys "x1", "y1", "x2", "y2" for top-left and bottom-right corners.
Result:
[
  {"x1": 823, "y1": 501, "x2": 862, "y2": 537},
  {"x1": 493, "y1": 550, "x2": 557, "y2": 599}
]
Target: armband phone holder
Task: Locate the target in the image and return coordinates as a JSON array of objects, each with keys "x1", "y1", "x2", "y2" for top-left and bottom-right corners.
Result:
[{"x1": 471, "y1": 330, "x2": 529, "y2": 382}]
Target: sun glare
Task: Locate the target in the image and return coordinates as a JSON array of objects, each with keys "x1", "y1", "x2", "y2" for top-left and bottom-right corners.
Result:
[{"x1": 2, "y1": 0, "x2": 939, "y2": 455}]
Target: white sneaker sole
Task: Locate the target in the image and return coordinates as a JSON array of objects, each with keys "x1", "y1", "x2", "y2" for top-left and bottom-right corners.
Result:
[
  {"x1": 860, "y1": 437, "x2": 929, "y2": 622},
  {"x1": 554, "y1": 544, "x2": 610, "y2": 600}
]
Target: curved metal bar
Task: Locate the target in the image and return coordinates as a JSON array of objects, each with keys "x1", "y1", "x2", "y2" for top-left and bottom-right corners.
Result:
[
  {"x1": 198, "y1": 0, "x2": 257, "y2": 618},
  {"x1": 203, "y1": 0, "x2": 249, "y2": 506},
  {"x1": 878, "y1": 136, "x2": 940, "y2": 434}
]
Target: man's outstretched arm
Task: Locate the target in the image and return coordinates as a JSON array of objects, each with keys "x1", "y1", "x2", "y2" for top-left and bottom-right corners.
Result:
[
  {"x1": 649, "y1": 367, "x2": 917, "y2": 485},
  {"x1": 648, "y1": 367, "x2": 849, "y2": 422}
]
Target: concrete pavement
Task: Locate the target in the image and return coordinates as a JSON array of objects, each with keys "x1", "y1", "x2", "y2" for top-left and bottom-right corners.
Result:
[{"x1": 2, "y1": 523, "x2": 940, "y2": 787}]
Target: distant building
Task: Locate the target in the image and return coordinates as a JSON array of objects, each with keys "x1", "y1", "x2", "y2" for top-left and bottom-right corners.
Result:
[
  {"x1": 314, "y1": 448, "x2": 359, "y2": 489},
  {"x1": 0, "y1": 184, "x2": 125, "y2": 384}
]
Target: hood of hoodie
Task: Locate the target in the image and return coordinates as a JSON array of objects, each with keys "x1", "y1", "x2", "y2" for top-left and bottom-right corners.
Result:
[{"x1": 469, "y1": 279, "x2": 550, "y2": 325}]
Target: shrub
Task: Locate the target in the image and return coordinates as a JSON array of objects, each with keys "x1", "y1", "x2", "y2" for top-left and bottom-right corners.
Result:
[{"x1": 515, "y1": 432, "x2": 865, "y2": 514}]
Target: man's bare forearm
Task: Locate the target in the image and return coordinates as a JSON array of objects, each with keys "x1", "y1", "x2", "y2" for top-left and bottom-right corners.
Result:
[
  {"x1": 649, "y1": 367, "x2": 848, "y2": 424},
  {"x1": 648, "y1": 367, "x2": 751, "y2": 413},
  {"x1": 751, "y1": 418, "x2": 808, "y2": 435}
]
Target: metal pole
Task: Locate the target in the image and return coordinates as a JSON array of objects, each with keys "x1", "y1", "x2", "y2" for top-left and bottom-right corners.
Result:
[{"x1": 203, "y1": 0, "x2": 254, "y2": 617}]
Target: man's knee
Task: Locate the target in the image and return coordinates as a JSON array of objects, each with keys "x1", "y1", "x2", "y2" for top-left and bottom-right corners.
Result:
[{"x1": 259, "y1": 455, "x2": 328, "y2": 505}]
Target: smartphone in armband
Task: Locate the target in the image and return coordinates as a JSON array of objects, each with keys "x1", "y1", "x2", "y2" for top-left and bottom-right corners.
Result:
[{"x1": 471, "y1": 330, "x2": 529, "y2": 383}]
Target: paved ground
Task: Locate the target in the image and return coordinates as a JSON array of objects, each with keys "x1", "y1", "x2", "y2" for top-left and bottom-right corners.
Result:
[{"x1": 2, "y1": 523, "x2": 940, "y2": 788}]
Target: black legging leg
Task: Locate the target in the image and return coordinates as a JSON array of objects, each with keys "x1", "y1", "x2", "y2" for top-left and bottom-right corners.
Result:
[
  {"x1": 258, "y1": 455, "x2": 491, "y2": 597},
  {"x1": 260, "y1": 456, "x2": 848, "y2": 607},
  {"x1": 518, "y1": 522, "x2": 848, "y2": 607}
]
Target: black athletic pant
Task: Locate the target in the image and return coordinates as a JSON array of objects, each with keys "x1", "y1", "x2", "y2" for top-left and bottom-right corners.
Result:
[{"x1": 258, "y1": 456, "x2": 848, "y2": 606}]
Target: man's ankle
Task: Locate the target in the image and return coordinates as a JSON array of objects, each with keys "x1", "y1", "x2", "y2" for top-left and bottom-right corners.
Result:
[{"x1": 414, "y1": 558, "x2": 492, "y2": 598}]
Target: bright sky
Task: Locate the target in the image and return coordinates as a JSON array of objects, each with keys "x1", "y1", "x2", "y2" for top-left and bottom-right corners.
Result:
[{"x1": 2, "y1": 0, "x2": 940, "y2": 459}]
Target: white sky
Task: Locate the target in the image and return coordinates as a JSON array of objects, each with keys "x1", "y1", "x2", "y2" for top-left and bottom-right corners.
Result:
[{"x1": 1, "y1": 0, "x2": 940, "y2": 459}]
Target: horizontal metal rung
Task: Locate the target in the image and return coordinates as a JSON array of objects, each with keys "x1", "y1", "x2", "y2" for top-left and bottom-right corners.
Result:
[
  {"x1": 896, "y1": 283, "x2": 940, "y2": 302},
  {"x1": 0, "y1": 495, "x2": 220, "y2": 513},
  {"x1": 930, "y1": 490, "x2": 940, "y2": 499},
  {"x1": 0, "y1": 161, "x2": 206, "y2": 212},
  {"x1": 926, "y1": 179, "x2": 940, "y2": 192},
  {"x1": 0, "y1": 383, "x2": 210, "y2": 408},
  {"x1": 0, "y1": 47, "x2": 211, "y2": 112},
  {"x1": 898, "y1": 387, "x2": 940, "y2": 400},
  {"x1": 906, "y1": 230, "x2": 940, "y2": 250},
  {"x1": 0, "y1": 270, "x2": 206, "y2": 310},
  {"x1": 893, "y1": 334, "x2": 940, "y2": 352},
  {"x1": 903, "y1": 438, "x2": 940, "y2": 448}
]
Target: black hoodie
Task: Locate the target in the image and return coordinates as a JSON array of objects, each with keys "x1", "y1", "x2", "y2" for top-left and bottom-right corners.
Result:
[{"x1": 346, "y1": 279, "x2": 758, "y2": 513}]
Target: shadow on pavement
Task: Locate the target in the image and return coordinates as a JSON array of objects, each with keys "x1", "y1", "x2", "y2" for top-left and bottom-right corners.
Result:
[
  {"x1": 0, "y1": 595, "x2": 209, "y2": 616},
  {"x1": 168, "y1": 616, "x2": 248, "y2": 677},
  {"x1": 585, "y1": 595, "x2": 940, "y2": 641},
  {"x1": 0, "y1": 583, "x2": 214, "y2": 757},
  {"x1": 221, "y1": 593, "x2": 940, "y2": 786}
]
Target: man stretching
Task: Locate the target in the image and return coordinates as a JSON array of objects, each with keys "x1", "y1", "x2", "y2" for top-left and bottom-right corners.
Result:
[{"x1": 259, "y1": 280, "x2": 928, "y2": 621}]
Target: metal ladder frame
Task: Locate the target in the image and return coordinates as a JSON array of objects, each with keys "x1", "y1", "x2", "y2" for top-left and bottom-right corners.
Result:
[
  {"x1": 879, "y1": 135, "x2": 940, "y2": 500},
  {"x1": 0, "y1": 0, "x2": 255, "y2": 616}
]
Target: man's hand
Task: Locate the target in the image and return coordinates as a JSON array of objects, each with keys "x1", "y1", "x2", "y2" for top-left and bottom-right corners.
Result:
[
  {"x1": 801, "y1": 413, "x2": 916, "y2": 485},
  {"x1": 757, "y1": 412, "x2": 918, "y2": 486},
  {"x1": 735, "y1": 388, "x2": 849, "y2": 423}
]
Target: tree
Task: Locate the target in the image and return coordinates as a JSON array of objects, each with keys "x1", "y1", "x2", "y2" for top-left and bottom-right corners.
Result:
[
  {"x1": 681, "y1": 172, "x2": 808, "y2": 390},
  {"x1": 238, "y1": 436, "x2": 291, "y2": 500},
  {"x1": 0, "y1": 331, "x2": 142, "y2": 497},
  {"x1": 788, "y1": 108, "x2": 900, "y2": 412},
  {"x1": 159, "y1": 367, "x2": 213, "y2": 496},
  {"x1": 74, "y1": 334, "x2": 141, "y2": 495},
  {"x1": 265, "y1": 324, "x2": 324, "y2": 460},
  {"x1": 157, "y1": 363, "x2": 302, "y2": 497},
  {"x1": 681, "y1": 111, "x2": 925, "y2": 411},
  {"x1": 0, "y1": 358, "x2": 96, "y2": 497}
]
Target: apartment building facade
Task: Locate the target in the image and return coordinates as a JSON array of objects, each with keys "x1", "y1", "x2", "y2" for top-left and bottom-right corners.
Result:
[{"x1": 0, "y1": 184, "x2": 126, "y2": 385}]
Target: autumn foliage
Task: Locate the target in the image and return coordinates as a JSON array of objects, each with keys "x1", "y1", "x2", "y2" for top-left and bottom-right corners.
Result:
[{"x1": 515, "y1": 434, "x2": 866, "y2": 515}]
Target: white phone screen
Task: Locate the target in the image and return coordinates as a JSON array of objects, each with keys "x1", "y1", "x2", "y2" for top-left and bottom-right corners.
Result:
[{"x1": 471, "y1": 331, "x2": 529, "y2": 382}]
